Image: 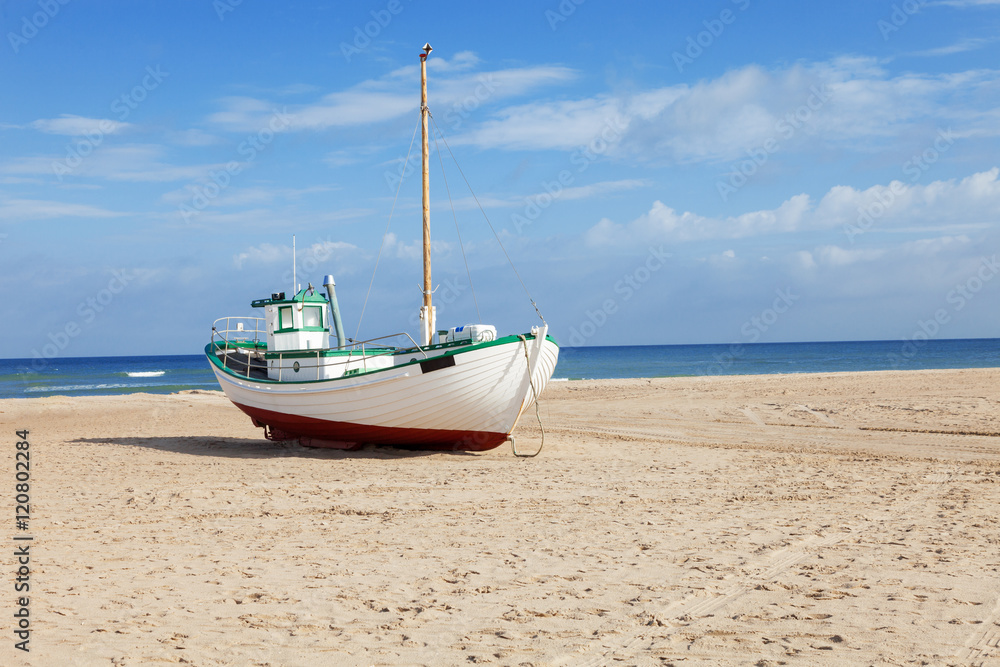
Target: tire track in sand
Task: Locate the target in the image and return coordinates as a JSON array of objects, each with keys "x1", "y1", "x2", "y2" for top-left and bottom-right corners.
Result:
[
  {"x1": 564, "y1": 470, "x2": 956, "y2": 666},
  {"x1": 959, "y1": 596, "x2": 1000, "y2": 666}
]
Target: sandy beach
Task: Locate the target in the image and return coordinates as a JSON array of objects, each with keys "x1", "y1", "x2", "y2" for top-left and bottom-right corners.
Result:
[{"x1": 3, "y1": 368, "x2": 1000, "y2": 666}]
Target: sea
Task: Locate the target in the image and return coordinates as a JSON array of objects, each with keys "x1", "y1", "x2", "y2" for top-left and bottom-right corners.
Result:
[{"x1": 1, "y1": 338, "x2": 998, "y2": 399}]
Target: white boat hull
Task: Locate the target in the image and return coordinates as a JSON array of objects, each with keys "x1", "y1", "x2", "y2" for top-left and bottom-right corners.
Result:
[{"x1": 207, "y1": 330, "x2": 558, "y2": 451}]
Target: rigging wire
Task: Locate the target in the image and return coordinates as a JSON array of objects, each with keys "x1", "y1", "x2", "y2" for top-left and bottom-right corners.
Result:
[
  {"x1": 431, "y1": 121, "x2": 482, "y2": 324},
  {"x1": 353, "y1": 114, "x2": 421, "y2": 342},
  {"x1": 429, "y1": 113, "x2": 546, "y2": 325}
]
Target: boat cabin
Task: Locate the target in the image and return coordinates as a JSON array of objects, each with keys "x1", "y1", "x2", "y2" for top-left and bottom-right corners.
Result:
[
  {"x1": 250, "y1": 288, "x2": 357, "y2": 381},
  {"x1": 252, "y1": 289, "x2": 329, "y2": 353}
]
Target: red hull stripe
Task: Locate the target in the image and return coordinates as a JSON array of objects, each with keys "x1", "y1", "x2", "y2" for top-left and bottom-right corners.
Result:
[{"x1": 232, "y1": 402, "x2": 508, "y2": 451}]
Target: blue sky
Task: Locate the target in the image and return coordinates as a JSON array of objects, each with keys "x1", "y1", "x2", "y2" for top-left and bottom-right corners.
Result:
[{"x1": 2, "y1": 0, "x2": 1000, "y2": 360}]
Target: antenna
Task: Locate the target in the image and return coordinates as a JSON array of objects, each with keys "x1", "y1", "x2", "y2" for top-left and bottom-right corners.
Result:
[{"x1": 292, "y1": 234, "x2": 296, "y2": 294}]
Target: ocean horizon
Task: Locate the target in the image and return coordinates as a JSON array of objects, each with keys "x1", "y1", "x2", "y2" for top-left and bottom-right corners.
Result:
[{"x1": 1, "y1": 337, "x2": 998, "y2": 399}]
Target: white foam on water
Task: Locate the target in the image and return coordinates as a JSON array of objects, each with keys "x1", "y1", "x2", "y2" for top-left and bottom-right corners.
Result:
[
  {"x1": 25, "y1": 383, "x2": 133, "y2": 393},
  {"x1": 126, "y1": 371, "x2": 166, "y2": 377}
]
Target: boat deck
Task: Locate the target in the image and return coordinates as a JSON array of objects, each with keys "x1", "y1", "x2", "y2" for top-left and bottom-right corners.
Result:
[
  {"x1": 209, "y1": 316, "x2": 527, "y2": 384},
  {"x1": 217, "y1": 349, "x2": 269, "y2": 381}
]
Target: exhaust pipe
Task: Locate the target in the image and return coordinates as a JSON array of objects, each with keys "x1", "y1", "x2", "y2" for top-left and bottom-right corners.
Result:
[{"x1": 322, "y1": 274, "x2": 347, "y2": 350}]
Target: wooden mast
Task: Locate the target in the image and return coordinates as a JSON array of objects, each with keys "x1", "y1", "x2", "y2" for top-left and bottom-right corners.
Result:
[{"x1": 419, "y1": 43, "x2": 435, "y2": 346}]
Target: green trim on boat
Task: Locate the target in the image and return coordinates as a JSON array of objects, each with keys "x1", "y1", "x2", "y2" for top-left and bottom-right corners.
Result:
[
  {"x1": 251, "y1": 287, "x2": 329, "y2": 309},
  {"x1": 206, "y1": 330, "x2": 558, "y2": 385},
  {"x1": 262, "y1": 347, "x2": 394, "y2": 360},
  {"x1": 274, "y1": 326, "x2": 328, "y2": 334}
]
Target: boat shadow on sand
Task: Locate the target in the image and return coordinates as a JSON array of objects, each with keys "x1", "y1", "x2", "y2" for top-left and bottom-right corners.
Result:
[{"x1": 68, "y1": 436, "x2": 481, "y2": 459}]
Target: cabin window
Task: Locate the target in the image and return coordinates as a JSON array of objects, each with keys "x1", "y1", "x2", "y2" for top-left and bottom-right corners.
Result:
[
  {"x1": 279, "y1": 306, "x2": 293, "y2": 330},
  {"x1": 303, "y1": 306, "x2": 323, "y2": 329}
]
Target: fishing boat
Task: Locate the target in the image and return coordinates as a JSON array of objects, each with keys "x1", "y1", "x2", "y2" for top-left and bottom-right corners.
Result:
[{"x1": 205, "y1": 44, "x2": 559, "y2": 452}]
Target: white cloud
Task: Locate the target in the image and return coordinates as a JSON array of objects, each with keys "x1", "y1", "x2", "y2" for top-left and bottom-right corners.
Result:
[
  {"x1": 813, "y1": 245, "x2": 886, "y2": 266},
  {"x1": 905, "y1": 37, "x2": 996, "y2": 57},
  {"x1": 790, "y1": 235, "x2": 973, "y2": 287},
  {"x1": 450, "y1": 57, "x2": 1000, "y2": 164},
  {"x1": 160, "y1": 184, "x2": 335, "y2": 208},
  {"x1": 383, "y1": 51, "x2": 482, "y2": 80},
  {"x1": 585, "y1": 168, "x2": 1000, "y2": 246},
  {"x1": 443, "y1": 178, "x2": 648, "y2": 212},
  {"x1": 0, "y1": 197, "x2": 126, "y2": 221},
  {"x1": 234, "y1": 240, "x2": 359, "y2": 270},
  {"x1": 793, "y1": 250, "x2": 817, "y2": 270},
  {"x1": 206, "y1": 97, "x2": 289, "y2": 132},
  {"x1": 928, "y1": 0, "x2": 1000, "y2": 6},
  {"x1": 0, "y1": 144, "x2": 229, "y2": 183},
  {"x1": 94, "y1": 145, "x2": 230, "y2": 182},
  {"x1": 0, "y1": 176, "x2": 45, "y2": 185},
  {"x1": 233, "y1": 242, "x2": 286, "y2": 268},
  {"x1": 585, "y1": 194, "x2": 811, "y2": 246},
  {"x1": 207, "y1": 60, "x2": 576, "y2": 133},
  {"x1": 554, "y1": 179, "x2": 649, "y2": 202},
  {"x1": 898, "y1": 234, "x2": 972, "y2": 255},
  {"x1": 29, "y1": 115, "x2": 131, "y2": 136},
  {"x1": 383, "y1": 232, "x2": 452, "y2": 260},
  {"x1": 451, "y1": 96, "x2": 626, "y2": 151}
]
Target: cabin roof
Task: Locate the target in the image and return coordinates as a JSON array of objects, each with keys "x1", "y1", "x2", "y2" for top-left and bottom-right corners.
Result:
[{"x1": 251, "y1": 287, "x2": 328, "y2": 308}]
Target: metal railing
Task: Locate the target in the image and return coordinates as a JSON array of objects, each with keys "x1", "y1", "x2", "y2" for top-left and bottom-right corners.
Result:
[
  {"x1": 212, "y1": 316, "x2": 267, "y2": 344},
  {"x1": 210, "y1": 317, "x2": 268, "y2": 378},
  {"x1": 210, "y1": 317, "x2": 428, "y2": 381}
]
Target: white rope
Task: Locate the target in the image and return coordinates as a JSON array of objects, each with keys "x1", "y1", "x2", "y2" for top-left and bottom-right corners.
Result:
[{"x1": 511, "y1": 334, "x2": 544, "y2": 458}]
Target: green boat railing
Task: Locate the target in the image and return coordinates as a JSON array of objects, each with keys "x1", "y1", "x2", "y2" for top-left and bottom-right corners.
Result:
[{"x1": 210, "y1": 317, "x2": 429, "y2": 381}]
